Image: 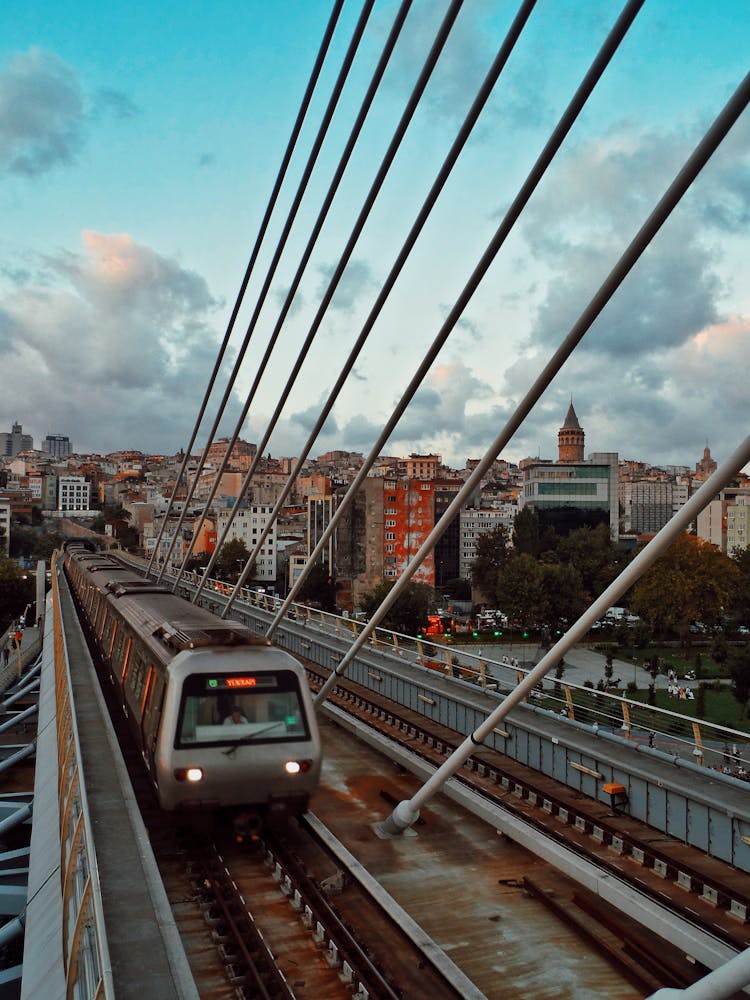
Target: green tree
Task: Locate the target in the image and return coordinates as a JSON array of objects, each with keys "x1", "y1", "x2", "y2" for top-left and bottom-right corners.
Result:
[
  {"x1": 214, "y1": 538, "x2": 254, "y2": 583},
  {"x1": 728, "y1": 645, "x2": 750, "y2": 718},
  {"x1": 0, "y1": 559, "x2": 35, "y2": 631},
  {"x1": 470, "y1": 525, "x2": 511, "y2": 606},
  {"x1": 361, "y1": 579, "x2": 436, "y2": 636},
  {"x1": 9, "y1": 526, "x2": 64, "y2": 561},
  {"x1": 298, "y1": 562, "x2": 337, "y2": 613},
  {"x1": 495, "y1": 553, "x2": 547, "y2": 629},
  {"x1": 555, "y1": 523, "x2": 623, "y2": 604},
  {"x1": 630, "y1": 533, "x2": 739, "y2": 646},
  {"x1": 729, "y1": 544, "x2": 750, "y2": 625},
  {"x1": 443, "y1": 577, "x2": 471, "y2": 600},
  {"x1": 185, "y1": 552, "x2": 211, "y2": 574},
  {"x1": 512, "y1": 506, "x2": 543, "y2": 557},
  {"x1": 541, "y1": 561, "x2": 586, "y2": 630}
]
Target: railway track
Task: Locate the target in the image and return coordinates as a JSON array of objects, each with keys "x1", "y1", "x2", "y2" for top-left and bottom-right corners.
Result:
[
  {"x1": 305, "y1": 661, "x2": 750, "y2": 958},
  {"x1": 83, "y1": 611, "x2": 472, "y2": 998},
  {"x1": 68, "y1": 583, "x2": 747, "y2": 996}
]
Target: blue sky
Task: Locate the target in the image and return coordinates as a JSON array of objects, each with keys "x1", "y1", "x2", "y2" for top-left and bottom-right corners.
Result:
[{"x1": 0, "y1": 0, "x2": 747, "y2": 473}]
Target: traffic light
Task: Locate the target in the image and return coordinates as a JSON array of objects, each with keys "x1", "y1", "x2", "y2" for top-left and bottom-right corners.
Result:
[
  {"x1": 472, "y1": 631, "x2": 479, "y2": 638},
  {"x1": 522, "y1": 629, "x2": 529, "y2": 639},
  {"x1": 493, "y1": 629, "x2": 502, "y2": 637}
]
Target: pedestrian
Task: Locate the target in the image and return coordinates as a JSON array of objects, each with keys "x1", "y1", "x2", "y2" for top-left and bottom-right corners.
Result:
[
  {"x1": 648, "y1": 731, "x2": 655, "y2": 748},
  {"x1": 14, "y1": 629, "x2": 22, "y2": 649},
  {"x1": 723, "y1": 744, "x2": 731, "y2": 768},
  {"x1": 2, "y1": 645, "x2": 8, "y2": 667}
]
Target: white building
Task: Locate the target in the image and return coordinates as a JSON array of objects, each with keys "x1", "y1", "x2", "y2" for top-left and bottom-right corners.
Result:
[
  {"x1": 698, "y1": 487, "x2": 750, "y2": 556},
  {"x1": 459, "y1": 505, "x2": 516, "y2": 580},
  {"x1": 58, "y1": 475, "x2": 92, "y2": 514},
  {"x1": 215, "y1": 505, "x2": 277, "y2": 583},
  {"x1": 727, "y1": 495, "x2": 750, "y2": 557}
]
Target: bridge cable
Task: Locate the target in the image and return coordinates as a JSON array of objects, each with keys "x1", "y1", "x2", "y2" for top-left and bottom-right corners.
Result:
[
  {"x1": 158, "y1": 0, "x2": 374, "y2": 583},
  {"x1": 213, "y1": 0, "x2": 540, "y2": 620},
  {"x1": 241, "y1": 0, "x2": 646, "y2": 634},
  {"x1": 313, "y1": 65, "x2": 750, "y2": 709},
  {"x1": 190, "y1": 0, "x2": 467, "y2": 601},
  {"x1": 147, "y1": 0, "x2": 346, "y2": 577}
]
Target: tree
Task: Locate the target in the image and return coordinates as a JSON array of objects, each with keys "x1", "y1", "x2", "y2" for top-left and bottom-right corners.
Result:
[
  {"x1": 0, "y1": 559, "x2": 34, "y2": 632},
  {"x1": 729, "y1": 544, "x2": 750, "y2": 625},
  {"x1": 443, "y1": 577, "x2": 471, "y2": 600},
  {"x1": 495, "y1": 553, "x2": 547, "y2": 629},
  {"x1": 512, "y1": 507, "x2": 543, "y2": 557},
  {"x1": 630, "y1": 533, "x2": 739, "y2": 645},
  {"x1": 298, "y1": 562, "x2": 338, "y2": 613},
  {"x1": 8, "y1": 525, "x2": 64, "y2": 561},
  {"x1": 555, "y1": 523, "x2": 624, "y2": 604},
  {"x1": 728, "y1": 645, "x2": 750, "y2": 718},
  {"x1": 361, "y1": 579, "x2": 436, "y2": 636},
  {"x1": 214, "y1": 539, "x2": 254, "y2": 583},
  {"x1": 185, "y1": 552, "x2": 211, "y2": 574},
  {"x1": 470, "y1": 525, "x2": 511, "y2": 606}
]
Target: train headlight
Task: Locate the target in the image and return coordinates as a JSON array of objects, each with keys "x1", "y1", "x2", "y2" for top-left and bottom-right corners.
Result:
[
  {"x1": 284, "y1": 760, "x2": 311, "y2": 775},
  {"x1": 174, "y1": 767, "x2": 204, "y2": 782}
]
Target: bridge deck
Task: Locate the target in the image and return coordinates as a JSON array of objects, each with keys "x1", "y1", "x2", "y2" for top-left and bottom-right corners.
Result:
[{"x1": 22, "y1": 586, "x2": 197, "y2": 1000}]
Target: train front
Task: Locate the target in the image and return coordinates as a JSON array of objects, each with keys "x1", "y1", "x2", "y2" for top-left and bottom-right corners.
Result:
[{"x1": 156, "y1": 646, "x2": 321, "y2": 833}]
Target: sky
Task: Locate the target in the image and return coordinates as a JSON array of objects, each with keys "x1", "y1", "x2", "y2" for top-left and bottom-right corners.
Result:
[{"x1": 0, "y1": 0, "x2": 748, "y2": 473}]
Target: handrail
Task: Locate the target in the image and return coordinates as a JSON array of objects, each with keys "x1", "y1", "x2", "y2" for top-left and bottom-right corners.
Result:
[{"x1": 50, "y1": 551, "x2": 114, "y2": 1000}]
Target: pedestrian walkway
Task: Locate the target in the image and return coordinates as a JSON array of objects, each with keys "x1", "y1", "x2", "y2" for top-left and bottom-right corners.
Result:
[{"x1": 0, "y1": 625, "x2": 42, "y2": 695}]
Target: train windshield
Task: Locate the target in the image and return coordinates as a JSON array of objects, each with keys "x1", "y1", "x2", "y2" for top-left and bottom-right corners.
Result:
[{"x1": 176, "y1": 670, "x2": 310, "y2": 748}]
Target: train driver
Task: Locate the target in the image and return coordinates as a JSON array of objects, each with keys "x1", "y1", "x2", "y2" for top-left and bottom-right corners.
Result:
[{"x1": 224, "y1": 706, "x2": 249, "y2": 725}]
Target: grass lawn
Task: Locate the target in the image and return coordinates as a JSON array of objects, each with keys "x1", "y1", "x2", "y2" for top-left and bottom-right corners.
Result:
[{"x1": 636, "y1": 687, "x2": 750, "y2": 734}]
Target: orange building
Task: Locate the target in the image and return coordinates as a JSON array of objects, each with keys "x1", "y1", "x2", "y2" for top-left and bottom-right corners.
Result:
[{"x1": 383, "y1": 478, "x2": 435, "y2": 585}]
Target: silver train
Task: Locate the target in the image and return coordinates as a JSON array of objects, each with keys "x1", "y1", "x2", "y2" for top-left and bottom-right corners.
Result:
[{"x1": 63, "y1": 541, "x2": 321, "y2": 833}]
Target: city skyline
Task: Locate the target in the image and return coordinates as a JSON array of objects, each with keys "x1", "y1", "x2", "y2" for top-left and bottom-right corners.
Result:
[
  {"x1": 0, "y1": 2, "x2": 748, "y2": 470},
  {"x1": 0, "y1": 412, "x2": 730, "y2": 478}
]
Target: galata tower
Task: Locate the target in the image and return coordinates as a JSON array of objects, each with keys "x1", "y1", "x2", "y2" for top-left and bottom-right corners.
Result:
[{"x1": 558, "y1": 400, "x2": 584, "y2": 463}]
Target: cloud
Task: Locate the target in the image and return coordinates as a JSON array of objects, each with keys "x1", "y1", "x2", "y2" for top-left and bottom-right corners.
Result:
[
  {"x1": 317, "y1": 258, "x2": 377, "y2": 314},
  {"x1": 0, "y1": 48, "x2": 85, "y2": 176},
  {"x1": 0, "y1": 232, "x2": 241, "y2": 452},
  {"x1": 289, "y1": 397, "x2": 339, "y2": 437},
  {"x1": 93, "y1": 87, "x2": 139, "y2": 120},
  {"x1": 0, "y1": 48, "x2": 138, "y2": 178},
  {"x1": 512, "y1": 119, "x2": 749, "y2": 366}
]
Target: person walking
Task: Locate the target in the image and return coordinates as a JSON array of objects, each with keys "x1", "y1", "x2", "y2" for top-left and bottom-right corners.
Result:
[{"x1": 2, "y1": 644, "x2": 9, "y2": 667}]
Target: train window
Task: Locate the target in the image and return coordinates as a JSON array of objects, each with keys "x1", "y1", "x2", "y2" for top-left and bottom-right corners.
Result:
[
  {"x1": 125, "y1": 650, "x2": 149, "y2": 704},
  {"x1": 106, "y1": 620, "x2": 119, "y2": 659},
  {"x1": 120, "y1": 639, "x2": 132, "y2": 682},
  {"x1": 141, "y1": 667, "x2": 155, "y2": 714},
  {"x1": 175, "y1": 671, "x2": 310, "y2": 748}
]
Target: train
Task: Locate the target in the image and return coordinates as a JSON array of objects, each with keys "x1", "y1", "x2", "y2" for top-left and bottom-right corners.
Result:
[{"x1": 62, "y1": 540, "x2": 321, "y2": 836}]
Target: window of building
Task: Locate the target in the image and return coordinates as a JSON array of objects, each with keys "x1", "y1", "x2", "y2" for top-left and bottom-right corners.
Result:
[{"x1": 385, "y1": 531, "x2": 395, "y2": 540}]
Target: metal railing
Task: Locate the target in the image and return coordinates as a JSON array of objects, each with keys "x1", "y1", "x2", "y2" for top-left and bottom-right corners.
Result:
[
  {"x1": 171, "y1": 568, "x2": 750, "y2": 779},
  {"x1": 51, "y1": 552, "x2": 114, "y2": 1000}
]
